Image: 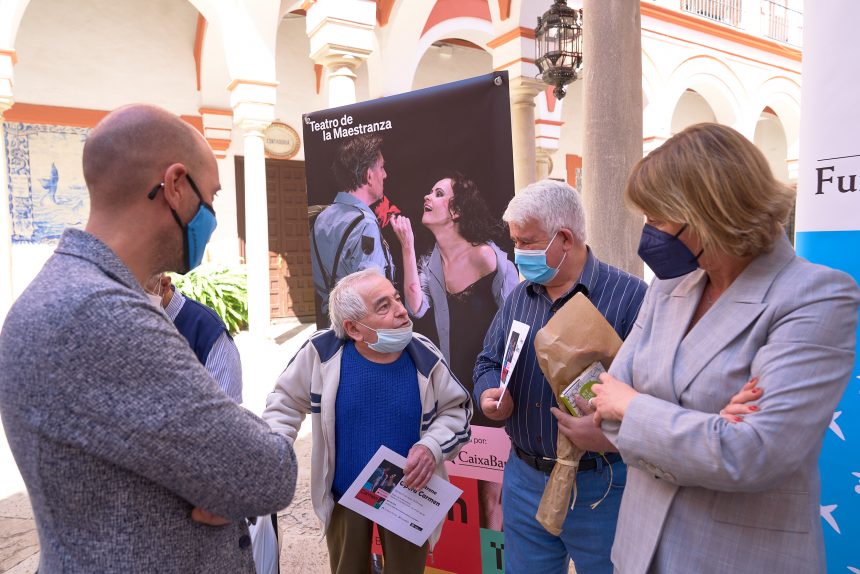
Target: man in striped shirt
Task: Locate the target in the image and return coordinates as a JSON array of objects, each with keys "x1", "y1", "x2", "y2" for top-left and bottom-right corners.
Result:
[
  {"x1": 474, "y1": 180, "x2": 647, "y2": 574},
  {"x1": 147, "y1": 273, "x2": 243, "y2": 403}
]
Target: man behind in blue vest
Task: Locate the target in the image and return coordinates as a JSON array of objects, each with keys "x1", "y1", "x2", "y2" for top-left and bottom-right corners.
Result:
[{"x1": 146, "y1": 273, "x2": 242, "y2": 403}]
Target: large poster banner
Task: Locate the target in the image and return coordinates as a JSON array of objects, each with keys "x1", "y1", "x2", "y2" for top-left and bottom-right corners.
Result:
[
  {"x1": 303, "y1": 72, "x2": 518, "y2": 573},
  {"x1": 797, "y1": 5, "x2": 860, "y2": 572}
]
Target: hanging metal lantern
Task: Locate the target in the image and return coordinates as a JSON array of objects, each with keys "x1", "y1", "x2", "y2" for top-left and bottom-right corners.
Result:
[{"x1": 535, "y1": 0, "x2": 584, "y2": 99}]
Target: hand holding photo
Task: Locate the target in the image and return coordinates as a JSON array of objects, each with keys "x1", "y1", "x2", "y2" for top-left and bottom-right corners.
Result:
[{"x1": 497, "y1": 320, "x2": 530, "y2": 406}]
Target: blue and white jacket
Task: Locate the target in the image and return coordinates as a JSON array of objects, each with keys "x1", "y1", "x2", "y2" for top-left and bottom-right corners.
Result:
[{"x1": 263, "y1": 329, "x2": 472, "y2": 548}]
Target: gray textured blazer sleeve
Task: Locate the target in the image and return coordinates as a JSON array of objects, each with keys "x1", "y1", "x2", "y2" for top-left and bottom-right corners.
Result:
[{"x1": 54, "y1": 294, "x2": 297, "y2": 519}]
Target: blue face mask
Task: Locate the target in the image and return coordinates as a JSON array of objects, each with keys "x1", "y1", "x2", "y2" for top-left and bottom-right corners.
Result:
[
  {"x1": 637, "y1": 223, "x2": 702, "y2": 279},
  {"x1": 514, "y1": 232, "x2": 566, "y2": 285},
  {"x1": 149, "y1": 175, "x2": 217, "y2": 273},
  {"x1": 359, "y1": 320, "x2": 413, "y2": 354}
]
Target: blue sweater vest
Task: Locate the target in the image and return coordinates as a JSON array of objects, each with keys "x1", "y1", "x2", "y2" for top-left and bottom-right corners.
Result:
[{"x1": 172, "y1": 297, "x2": 229, "y2": 365}]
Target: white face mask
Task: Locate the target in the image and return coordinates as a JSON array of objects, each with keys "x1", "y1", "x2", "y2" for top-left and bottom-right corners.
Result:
[
  {"x1": 358, "y1": 320, "x2": 413, "y2": 354},
  {"x1": 147, "y1": 293, "x2": 163, "y2": 308}
]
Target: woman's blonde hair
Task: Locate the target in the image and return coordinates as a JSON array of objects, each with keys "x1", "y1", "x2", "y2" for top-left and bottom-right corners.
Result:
[{"x1": 624, "y1": 123, "x2": 795, "y2": 258}]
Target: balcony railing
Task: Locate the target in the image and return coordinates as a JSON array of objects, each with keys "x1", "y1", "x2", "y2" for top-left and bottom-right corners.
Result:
[
  {"x1": 761, "y1": 0, "x2": 803, "y2": 46},
  {"x1": 680, "y1": 0, "x2": 803, "y2": 47},
  {"x1": 681, "y1": 0, "x2": 742, "y2": 27}
]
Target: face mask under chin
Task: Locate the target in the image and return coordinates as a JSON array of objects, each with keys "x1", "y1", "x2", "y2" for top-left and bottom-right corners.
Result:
[{"x1": 358, "y1": 321, "x2": 413, "y2": 354}]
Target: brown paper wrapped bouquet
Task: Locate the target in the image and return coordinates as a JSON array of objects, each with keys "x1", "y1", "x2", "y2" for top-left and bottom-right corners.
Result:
[{"x1": 532, "y1": 292, "x2": 623, "y2": 535}]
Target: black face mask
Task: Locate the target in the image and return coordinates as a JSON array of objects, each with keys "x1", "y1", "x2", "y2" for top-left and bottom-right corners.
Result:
[{"x1": 637, "y1": 224, "x2": 703, "y2": 279}]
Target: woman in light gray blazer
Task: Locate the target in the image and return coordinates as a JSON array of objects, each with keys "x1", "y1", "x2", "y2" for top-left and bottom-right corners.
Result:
[{"x1": 590, "y1": 123, "x2": 860, "y2": 573}]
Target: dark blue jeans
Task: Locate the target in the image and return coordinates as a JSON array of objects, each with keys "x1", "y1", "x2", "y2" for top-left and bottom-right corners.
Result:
[{"x1": 502, "y1": 450, "x2": 627, "y2": 574}]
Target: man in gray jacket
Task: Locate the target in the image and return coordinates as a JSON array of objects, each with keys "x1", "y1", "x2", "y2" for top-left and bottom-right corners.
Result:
[{"x1": 0, "y1": 104, "x2": 297, "y2": 573}]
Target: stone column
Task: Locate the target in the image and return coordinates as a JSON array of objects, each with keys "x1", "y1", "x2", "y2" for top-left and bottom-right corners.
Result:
[
  {"x1": 307, "y1": 0, "x2": 374, "y2": 109},
  {"x1": 322, "y1": 55, "x2": 362, "y2": 109},
  {"x1": 509, "y1": 77, "x2": 543, "y2": 193},
  {"x1": 231, "y1": 81, "x2": 277, "y2": 335},
  {"x1": 535, "y1": 147, "x2": 554, "y2": 181},
  {"x1": 0, "y1": 51, "x2": 14, "y2": 321},
  {"x1": 239, "y1": 121, "x2": 270, "y2": 336},
  {"x1": 582, "y1": 0, "x2": 644, "y2": 277},
  {"x1": 0, "y1": 108, "x2": 12, "y2": 322}
]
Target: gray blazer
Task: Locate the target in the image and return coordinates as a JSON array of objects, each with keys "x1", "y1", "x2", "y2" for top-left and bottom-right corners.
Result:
[
  {"x1": 0, "y1": 229, "x2": 297, "y2": 573},
  {"x1": 603, "y1": 235, "x2": 860, "y2": 574},
  {"x1": 410, "y1": 241, "x2": 519, "y2": 361}
]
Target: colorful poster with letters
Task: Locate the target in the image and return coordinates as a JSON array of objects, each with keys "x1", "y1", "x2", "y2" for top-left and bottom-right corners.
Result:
[{"x1": 303, "y1": 73, "x2": 518, "y2": 572}]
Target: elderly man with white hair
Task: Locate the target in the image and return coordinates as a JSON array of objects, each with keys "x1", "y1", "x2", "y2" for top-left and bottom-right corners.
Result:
[
  {"x1": 473, "y1": 180, "x2": 648, "y2": 574},
  {"x1": 263, "y1": 268, "x2": 471, "y2": 574}
]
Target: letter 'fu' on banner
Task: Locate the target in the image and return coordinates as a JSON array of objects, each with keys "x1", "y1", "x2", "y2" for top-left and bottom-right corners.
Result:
[{"x1": 303, "y1": 72, "x2": 518, "y2": 573}]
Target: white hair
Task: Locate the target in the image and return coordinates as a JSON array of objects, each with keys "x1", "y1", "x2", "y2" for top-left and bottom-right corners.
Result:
[
  {"x1": 328, "y1": 268, "x2": 382, "y2": 339},
  {"x1": 502, "y1": 179, "x2": 586, "y2": 242}
]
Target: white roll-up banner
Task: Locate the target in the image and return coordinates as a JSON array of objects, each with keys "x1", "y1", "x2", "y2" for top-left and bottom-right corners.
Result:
[{"x1": 798, "y1": 4, "x2": 860, "y2": 571}]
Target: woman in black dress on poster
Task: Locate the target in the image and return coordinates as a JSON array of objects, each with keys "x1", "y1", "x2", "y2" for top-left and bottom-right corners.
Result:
[
  {"x1": 391, "y1": 172, "x2": 518, "y2": 530},
  {"x1": 391, "y1": 173, "x2": 518, "y2": 428}
]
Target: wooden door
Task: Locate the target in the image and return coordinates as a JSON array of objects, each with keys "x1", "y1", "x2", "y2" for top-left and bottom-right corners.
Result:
[{"x1": 235, "y1": 157, "x2": 315, "y2": 320}]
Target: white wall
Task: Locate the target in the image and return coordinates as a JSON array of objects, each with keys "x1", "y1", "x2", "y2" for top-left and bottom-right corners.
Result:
[
  {"x1": 271, "y1": 15, "x2": 326, "y2": 161},
  {"x1": 549, "y1": 78, "x2": 585, "y2": 182},
  {"x1": 671, "y1": 89, "x2": 716, "y2": 134},
  {"x1": 412, "y1": 42, "x2": 492, "y2": 91},
  {"x1": 754, "y1": 112, "x2": 789, "y2": 183},
  {"x1": 14, "y1": 0, "x2": 199, "y2": 114}
]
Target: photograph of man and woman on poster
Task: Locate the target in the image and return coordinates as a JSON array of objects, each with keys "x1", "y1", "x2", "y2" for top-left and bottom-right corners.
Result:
[{"x1": 302, "y1": 73, "x2": 518, "y2": 553}]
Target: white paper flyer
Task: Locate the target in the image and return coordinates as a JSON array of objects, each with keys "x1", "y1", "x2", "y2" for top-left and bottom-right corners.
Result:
[
  {"x1": 497, "y1": 319, "x2": 530, "y2": 404},
  {"x1": 338, "y1": 445, "x2": 463, "y2": 547}
]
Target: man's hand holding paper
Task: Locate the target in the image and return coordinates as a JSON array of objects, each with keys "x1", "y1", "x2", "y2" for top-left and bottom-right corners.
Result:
[
  {"x1": 402, "y1": 444, "x2": 435, "y2": 490},
  {"x1": 480, "y1": 387, "x2": 514, "y2": 421}
]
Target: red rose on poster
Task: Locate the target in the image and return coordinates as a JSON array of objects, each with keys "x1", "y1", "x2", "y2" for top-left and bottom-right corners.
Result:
[{"x1": 374, "y1": 195, "x2": 401, "y2": 228}]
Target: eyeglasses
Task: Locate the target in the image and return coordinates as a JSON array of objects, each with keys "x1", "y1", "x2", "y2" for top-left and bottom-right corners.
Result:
[{"x1": 147, "y1": 174, "x2": 213, "y2": 213}]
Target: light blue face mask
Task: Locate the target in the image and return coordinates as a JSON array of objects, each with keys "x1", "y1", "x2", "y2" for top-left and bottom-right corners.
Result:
[
  {"x1": 514, "y1": 232, "x2": 566, "y2": 284},
  {"x1": 358, "y1": 320, "x2": 413, "y2": 353},
  {"x1": 148, "y1": 174, "x2": 217, "y2": 273}
]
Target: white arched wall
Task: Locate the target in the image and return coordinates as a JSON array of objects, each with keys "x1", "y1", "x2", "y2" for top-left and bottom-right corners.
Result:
[
  {"x1": 660, "y1": 55, "x2": 746, "y2": 135},
  {"x1": 213, "y1": 1, "x2": 280, "y2": 85},
  {"x1": 0, "y1": 0, "x2": 31, "y2": 47},
  {"x1": 641, "y1": 47, "x2": 666, "y2": 139},
  {"x1": 411, "y1": 20, "x2": 494, "y2": 91},
  {"x1": 754, "y1": 111, "x2": 789, "y2": 182},
  {"x1": 511, "y1": 0, "x2": 554, "y2": 29},
  {"x1": 412, "y1": 40, "x2": 493, "y2": 91},
  {"x1": 274, "y1": 14, "x2": 326, "y2": 155},
  {"x1": 13, "y1": 0, "x2": 199, "y2": 113},
  {"x1": 368, "y1": 0, "x2": 437, "y2": 97},
  {"x1": 0, "y1": 0, "x2": 222, "y2": 50},
  {"x1": 200, "y1": 18, "x2": 232, "y2": 110},
  {"x1": 754, "y1": 75, "x2": 801, "y2": 160},
  {"x1": 670, "y1": 90, "x2": 716, "y2": 133}
]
